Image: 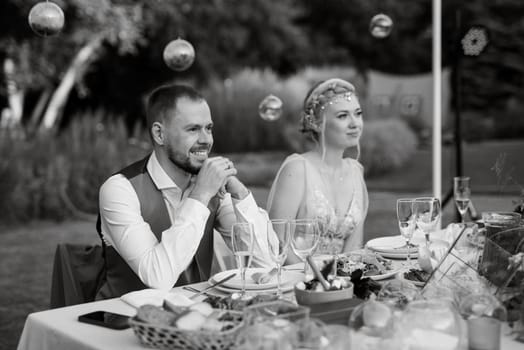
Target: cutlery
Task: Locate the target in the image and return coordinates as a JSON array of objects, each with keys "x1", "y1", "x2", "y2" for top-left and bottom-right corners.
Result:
[
  {"x1": 189, "y1": 273, "x2": 236, "y2": 300},
  {"x1": 182, "y1": 286, "x2": 212, "y2": 298}
]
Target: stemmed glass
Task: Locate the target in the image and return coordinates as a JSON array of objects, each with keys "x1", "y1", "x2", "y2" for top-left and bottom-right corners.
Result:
[
  {"x1": 413, "y1": 197, "x2": 441, "y2": 246},
  {"x1": 231, "y1": 222, "x2": 255, "y2": 298},
  {"x1": 454, "y1": 176, "x2": 471, "y2": 224},
  {"x1": 290, "y1": 219, "x2": 320, "y2": 278},
  {"x1": 267, "y1": 219, "x2": 291, "y2": 297},
  {"x1": 397, "y1": 199, "x2": 416, "y2": 266}
]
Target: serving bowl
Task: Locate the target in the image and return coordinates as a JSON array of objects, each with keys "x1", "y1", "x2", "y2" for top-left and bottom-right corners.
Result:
[
  {"x1": 294, "y1": 281, "x2": 354, "y2": 305},
  {"x1": 294, "y1": 281, "x2": 360, "y2": 324}
]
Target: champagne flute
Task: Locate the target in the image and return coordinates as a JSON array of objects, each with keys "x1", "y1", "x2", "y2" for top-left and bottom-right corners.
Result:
[
  {"x1": 454, "y1": 176, "x2": 471, "y2": 224},
  {"x1": 290, "y1": 219, "x2": 320, "y2": 277},
  {"x1": 267, "y1": 219, "x2": 291, "y2": 297},
  {"x1": 231, "y1": 222, "x2": 255, "y2": 298},
  {"x1": 397, "y1": 198, "x2": 416, "y2": 265},
  {"x1": 413, "y1": 197, "x2": 441, "y2": 246}
]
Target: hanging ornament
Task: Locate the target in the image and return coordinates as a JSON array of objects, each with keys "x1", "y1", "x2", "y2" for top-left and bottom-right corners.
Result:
[
  {"x1": 258, "y1": 94, "x2": 283, "y2": 121},
  {"x1": 369, "y1": 13, "x2": 393, "y2": 39},
  {"x1": 163, "y1": 38, "x2": 195, "y2": 72},
  {"x1": 28, "y1": 1, "x2": 65, "y2": 37},
  {"x1": 461, "y1": 27, "x2": 489, "y2": 56}
]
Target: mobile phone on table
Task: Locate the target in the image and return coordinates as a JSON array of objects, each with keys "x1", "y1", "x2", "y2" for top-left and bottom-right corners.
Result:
[{"x1": 78, "y1": 310, "x2": 131, "y2": 330}]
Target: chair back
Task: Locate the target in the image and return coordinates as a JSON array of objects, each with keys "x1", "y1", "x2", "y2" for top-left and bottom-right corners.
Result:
[{"x1": 50, "y1": 244, "x2": 105, "y2": 308}]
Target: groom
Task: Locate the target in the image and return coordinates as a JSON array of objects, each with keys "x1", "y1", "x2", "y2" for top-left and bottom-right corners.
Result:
[{"x1": 96, "y1": 84, "x2": 274, "y2": 299}]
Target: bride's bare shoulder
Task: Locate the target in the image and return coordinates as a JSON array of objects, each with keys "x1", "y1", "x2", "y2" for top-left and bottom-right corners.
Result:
[
  {"x1": 344, "y1": 157, "x2": 364, "y2": 172},
  {"x1": 278, "y1": 153, "x2": 307, "y2": 178}
]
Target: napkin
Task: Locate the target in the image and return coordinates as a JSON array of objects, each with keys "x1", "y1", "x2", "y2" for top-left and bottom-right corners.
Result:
[{"x1": 120, "y1": 289, "x2": 196, "y2": 309}]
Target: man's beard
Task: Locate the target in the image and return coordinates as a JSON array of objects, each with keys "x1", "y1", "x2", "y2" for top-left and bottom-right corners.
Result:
[{"x1": 166, "y1": 146, "x2": 202, "y2": 175}]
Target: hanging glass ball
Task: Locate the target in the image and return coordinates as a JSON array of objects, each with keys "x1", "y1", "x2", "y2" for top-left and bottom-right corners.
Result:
[
  {"x1": 28, "y1": 1, "x2": 65, "y2": 37},
  {"x1": 163, "y1": 38, "x2": 195, "y2": 72},
  {"x1": 258, "y1": 94, "x2": 283, "y2": 121},
  {"x1": 369, "y1": 13, "x2": 393, "y2": 39}
]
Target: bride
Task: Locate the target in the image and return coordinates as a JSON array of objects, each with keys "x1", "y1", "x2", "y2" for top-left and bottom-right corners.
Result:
[{"x1": 267, "y1": 78, "x2": 368, "y2": 263}]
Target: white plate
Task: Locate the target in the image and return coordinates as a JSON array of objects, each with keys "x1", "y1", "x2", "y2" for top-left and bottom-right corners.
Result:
[
  {"x1": 374, "y1": 251, "x2": 420, "y2": 259},
  {"x1": 367, "y1": 268, "x2": 402, "y2": 281},
  {"x1": 366, "y1": 236, "x2": 419, "y2": 255},
  {"x1": 213, "y1": 280, "x2": 298, "y2": 294},
  {"x1": 210, "y1": 268, "x2": 303, "y2": 291}
]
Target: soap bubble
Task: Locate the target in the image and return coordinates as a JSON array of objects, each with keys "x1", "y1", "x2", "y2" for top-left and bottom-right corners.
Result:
[
  {"x1": 258, "y1": 94, "x2": 283, "y2": 121},
  {"x1": 369, "y1": 13, "x2": 393, "y2": 39}
]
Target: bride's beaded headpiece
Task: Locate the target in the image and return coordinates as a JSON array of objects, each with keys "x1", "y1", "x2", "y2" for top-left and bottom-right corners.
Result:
[{"x1": 300, "y1": 78, "x2": 357, "y2": 134}]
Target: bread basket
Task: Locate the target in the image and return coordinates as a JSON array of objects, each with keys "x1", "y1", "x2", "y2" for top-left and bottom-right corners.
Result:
[{"x1": 129, "y1": 310, "x2": 244, "y2": 350}]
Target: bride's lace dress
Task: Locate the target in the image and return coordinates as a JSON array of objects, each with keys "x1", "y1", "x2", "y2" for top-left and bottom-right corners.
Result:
[{"x1": 267, "y1": 153, "x2": 368, "y2": 254}]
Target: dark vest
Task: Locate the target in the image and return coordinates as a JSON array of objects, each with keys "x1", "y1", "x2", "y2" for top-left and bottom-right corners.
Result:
[{"x1": 95, "y1": 155, "x2": 219, "y2": 300}]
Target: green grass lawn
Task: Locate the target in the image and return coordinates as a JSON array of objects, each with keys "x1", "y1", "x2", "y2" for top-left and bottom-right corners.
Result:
[{"x1": 2, "y1": 139, "x2": 523, "y2": 349}]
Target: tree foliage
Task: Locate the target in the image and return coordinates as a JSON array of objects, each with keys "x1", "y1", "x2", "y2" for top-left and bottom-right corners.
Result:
[{"x1": 1, "y1": 0, "x2": 524, "y2": 130}]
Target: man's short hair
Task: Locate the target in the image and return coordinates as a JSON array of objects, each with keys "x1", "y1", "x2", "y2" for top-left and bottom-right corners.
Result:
[{"x1": 145, "y1": 84, "x2": 204, "y2": 131}]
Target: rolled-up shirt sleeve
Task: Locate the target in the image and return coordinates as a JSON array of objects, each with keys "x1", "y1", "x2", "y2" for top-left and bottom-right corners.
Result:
[
  {"x1": 99, "y1": 174, "x2": 210, "y2": 290},
  {"x1": 215, "y1": 193, "x2": 277, "y2": 268}
]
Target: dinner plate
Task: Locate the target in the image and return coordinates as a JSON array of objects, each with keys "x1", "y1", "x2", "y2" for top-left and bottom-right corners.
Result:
[
  {"x1": 210, "y1": 268, "x2": 303, "y2": 291},
  {"x1": 213, "y1": 280, "x2": 297, "y2": 294},
  {"x1": 366, "y1": 236, "x2": 419, "y2": 255},
  {"x1": 336, "y1": 253, "x2": 401, "y2": 281},
  {"x1": 367, "y1": 268, "x2": 401, "y2": 281},
  {"x1": 397, "y1": 271, "x2": 427, "y2": 287}
]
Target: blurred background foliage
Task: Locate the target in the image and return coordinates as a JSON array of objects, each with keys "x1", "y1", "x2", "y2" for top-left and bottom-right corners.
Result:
[
  {"x1": 1, "y1": 0, "x2": 524, "y2": 133},
  {"x1": 1, "y1": 0, "x2": 524, "y2": 223}
]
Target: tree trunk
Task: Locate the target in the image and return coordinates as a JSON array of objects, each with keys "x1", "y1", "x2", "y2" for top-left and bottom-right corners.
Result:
[
  {"x1": 39, "y1": 37, "x2": 103, "y2": 132},
  {"x1": 27, "y1": 87, "x2": 52, "y2": 132},
  {"x1": 2, "y1": 57, "x2": 24, "y2": 127}
]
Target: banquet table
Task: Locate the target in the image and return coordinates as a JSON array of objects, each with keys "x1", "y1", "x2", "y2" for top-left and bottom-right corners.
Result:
[
  {"x1": 16, "y1": 283, "x2": 207, "y2": 350},
  {"x1": 17, "y1": 280, "x2": 524, "y2": 350},
  {"x1": 17, "y1": 225, "x2": 524, "y2": 350}
]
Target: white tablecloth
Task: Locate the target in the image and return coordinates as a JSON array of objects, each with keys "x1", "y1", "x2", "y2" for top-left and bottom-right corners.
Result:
[
  {"x1": 16, "y1": 226, "x2": 524, "y2": 350},
  {"x1": 16, "y1": 284, "x2": 208, "y2": 350}
]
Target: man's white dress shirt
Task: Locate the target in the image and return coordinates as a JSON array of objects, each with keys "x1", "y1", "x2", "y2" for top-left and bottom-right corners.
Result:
[{"x1": 99, "y1": 151, "x2": 274, "y2": 290}]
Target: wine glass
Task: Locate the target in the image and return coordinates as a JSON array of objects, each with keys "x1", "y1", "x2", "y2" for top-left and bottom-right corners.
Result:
[
  {"x1": 267, "y1": 219, "x2": 291, "y2": 297},
  {"x1": 396, "y1": 198, "x2": 416, "y2": 265},
  {"x1": 231, "y1": 222, "x2": 255, "y2": 297},
  {"x1": 454, "y1": 176, "x2": 471, "y2": 225},
  {"x1": 290, "y1": 219, "x2": 320, "y2": 277},
  {"x1": 413, "y1": 197, "x2": 441, "y2": 246}
]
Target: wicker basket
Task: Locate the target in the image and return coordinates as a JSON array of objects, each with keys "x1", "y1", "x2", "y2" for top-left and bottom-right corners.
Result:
[{"x1": 129, "y1": 311, "x2": 244, "y2": 350}]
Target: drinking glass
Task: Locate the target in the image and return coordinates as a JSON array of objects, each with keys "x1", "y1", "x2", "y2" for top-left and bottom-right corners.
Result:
[
  {"x1": 397, "y1": 198, "x2": 416, "y2": 265},
  {"x1": 454, "y1": 176, "x2": 471, "y2": 224},
  {"x1": 290, "y1": 219, "x2": 320, "y2": 277},
  {"x1": 267, "y1": 219, "x2": 291, "y2": 297},
  {"x1": 413, "y1": 197, "x2": 441, "y2": 246},
  {"x1": 231, "y1": 222, "x2": 255, "y2": 297}
]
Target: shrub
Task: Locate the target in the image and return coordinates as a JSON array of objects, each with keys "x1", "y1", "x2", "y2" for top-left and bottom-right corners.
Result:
[
  {"x1": 359, "y1": 118, "x2": 418, "y2": 176},
  {"x1": 203, "y1": 66, "x2": 365, "y2": 153},
  {"x1": 203, "y1": 69, "x2": 305, "y2": 153},
  {"x1": 0, "y1": 111, "x2": 150, "y2": 224}
]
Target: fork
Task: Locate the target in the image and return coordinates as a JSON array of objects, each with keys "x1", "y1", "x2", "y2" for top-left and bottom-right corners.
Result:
[{"x1": 182, "y1": 286, "x2": 212, "y2": 298}]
